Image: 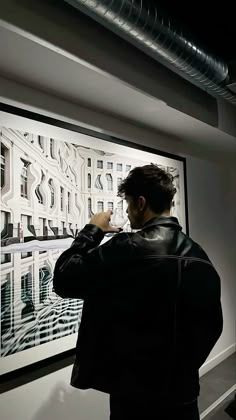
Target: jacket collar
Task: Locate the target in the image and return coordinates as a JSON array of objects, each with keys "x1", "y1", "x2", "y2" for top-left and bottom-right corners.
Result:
[{"x1": 142, "y1": 216, "x2": 182, "y2": 231}]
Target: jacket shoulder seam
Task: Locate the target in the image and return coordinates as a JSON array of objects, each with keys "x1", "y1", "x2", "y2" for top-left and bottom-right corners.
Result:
[{"x1": 141, "y1": 255, "x2": 213, "y2": 266}]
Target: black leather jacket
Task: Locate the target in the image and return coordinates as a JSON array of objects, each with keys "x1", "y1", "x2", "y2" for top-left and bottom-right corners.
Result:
[{"x1": 53, "y1": 217, "x2": 223, "y2": 403}]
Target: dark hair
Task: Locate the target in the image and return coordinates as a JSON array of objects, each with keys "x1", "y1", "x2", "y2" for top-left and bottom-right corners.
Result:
[{"x1": 118, "y1": 164, "x2": 176, "y2": 213}]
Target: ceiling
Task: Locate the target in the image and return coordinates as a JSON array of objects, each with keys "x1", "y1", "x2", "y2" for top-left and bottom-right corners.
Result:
[
  {"x1": 152, "y1": 1, "x2": 236, "y2": 64},
  {"x1": 151, "y1": 1, "x2": 236, "y2": 93},
  {"x1": 62, "y1": 0, "x2": 236, "y2": 81},
  {"x1": 0, "y1": 0, "x2": 235, "y2": 162}
]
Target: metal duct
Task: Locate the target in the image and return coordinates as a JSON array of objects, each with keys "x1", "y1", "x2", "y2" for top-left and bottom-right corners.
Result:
[{"x1": 65, "y1": 0, "x2": 236, "y2": 105}]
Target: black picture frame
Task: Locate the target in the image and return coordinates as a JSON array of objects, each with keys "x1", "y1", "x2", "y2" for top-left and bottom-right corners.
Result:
[{"x1": 0, "y1": 102, "x2": 189, "y2": 391}]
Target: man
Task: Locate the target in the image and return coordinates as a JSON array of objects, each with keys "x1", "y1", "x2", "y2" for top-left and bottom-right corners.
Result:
[{"x1": 53, "y1": 164, "x2": 223, "y2": 420}]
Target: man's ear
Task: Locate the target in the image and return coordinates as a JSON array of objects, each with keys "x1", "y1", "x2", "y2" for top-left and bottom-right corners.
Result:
[{"x1": 137, "y1": 196, "x2": 146, "y2": 212}]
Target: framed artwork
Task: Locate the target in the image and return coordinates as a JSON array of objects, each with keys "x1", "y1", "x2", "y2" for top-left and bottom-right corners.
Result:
[{"x1": 0, "y1": 103, "x2": 188, "y2": 379}]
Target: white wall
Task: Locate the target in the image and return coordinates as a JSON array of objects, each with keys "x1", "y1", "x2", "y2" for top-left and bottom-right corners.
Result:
[
  {"x1": 0, "y1": 366, "x2": 109, "y2": 420},
  {"x1": 0, "y1": 81, "x2": 235, "y2": 420},
  {"x1": 187, "y1": 158, "x2": 236, "y2": 374}
]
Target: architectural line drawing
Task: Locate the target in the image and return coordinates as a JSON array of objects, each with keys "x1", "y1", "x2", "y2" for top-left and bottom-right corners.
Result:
[{"x1": 1, "y1": 126, "x2": 183, "y2": 369}]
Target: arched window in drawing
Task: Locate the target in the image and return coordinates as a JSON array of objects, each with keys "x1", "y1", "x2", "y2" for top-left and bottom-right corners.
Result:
[
  {"x1": 1, "y1": 273, "x2": 12, "y2": 335},
  {"x1": 58, "y1": 149, "x2": 64, "y2": 170},
  {"x1": 35, "y1": 186, "x2": 43, "y2": 204},
  {"x1": 108, "y1": 201, "x2": 114, "y2": 212},
  {"x1": 97, "y1": 201, "x2": 104, "y2": 212},
  {"x1": 88, "y1": 173, "x2": 91, "y2": 189},
  {"x1": 117, "y1": 200, "x2": 123, "y2": 216},
  {"x1": 1, "y1": 144, "x2": 7, "y2": 188},
  {"x1": 67, "y1": 192, "x2": 71, "y2": 214},
  {"x1": 48, "y1": 179, "x2": 55, "y2": 208},
  {"x1": 106, "y1": 174, "x2": 113, "y2": 191},
  {"x1": 95, "y1": 175, "x2": 103, "y2": 190},
  {"x1": 97, "y1": 160, "x2": 103, "y2": 169},
  {"x1": 117, "y1": 177, "x2": 122, "y2": 188},
  {"x1": 87, "y1": 158, "x2": 91, "y2": 167},
  {"x1": 1, "y1": 211, "x2": 10, "y2": 240},
  {"x1": 20, "y1": 160, "x2": 30, "y2": 199},
  {"x1": 88, "y1": 198, "x2": 92, "y2": 217},
  {"x1": 39, "y1": 267, "x2": 51, "y2": 304},
  {"x1": 50, "y1": 139, "x2": 56, "y2": 159},
  {"x1": 60, "y1": 186, "x2": 64, "y2": 211},
  {"x1": 35, "y1": 171, "x2": 44, "y2": 204},
  {"x1": 21, "y1": 272, "x2": 34, "y2": 320},
  {"x1": 173, "y1": 173, "x2": 180, "y2": 190},
  {"x1": 38, "y1": 136, "x2": 44, "y2": 151}
]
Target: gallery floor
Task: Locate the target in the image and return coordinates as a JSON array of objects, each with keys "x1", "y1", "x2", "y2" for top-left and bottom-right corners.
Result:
[{"x1": 199, "y1": 352, "x2": 236, "y2": 419}]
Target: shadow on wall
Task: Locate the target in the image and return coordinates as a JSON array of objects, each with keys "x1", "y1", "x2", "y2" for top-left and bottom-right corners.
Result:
[{"x1": 31, "y1": 383, "x2": 109, "y2": 420}]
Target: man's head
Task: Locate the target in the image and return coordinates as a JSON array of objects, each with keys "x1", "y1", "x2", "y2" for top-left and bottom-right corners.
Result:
[{"x1": 118, "y1": 164, "x2": 176, "y2": 229}]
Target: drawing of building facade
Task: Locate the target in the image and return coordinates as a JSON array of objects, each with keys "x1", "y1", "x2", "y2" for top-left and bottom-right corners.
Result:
[
  {"x1": 1, "y1": 127, "x2": 181, "y2": 241},
  {"x1": 1, "y1": 127, "x2": 181, "y2": 356},
  {"x1": 1, "y1": 248, "x2": 83, "y2": 356}
]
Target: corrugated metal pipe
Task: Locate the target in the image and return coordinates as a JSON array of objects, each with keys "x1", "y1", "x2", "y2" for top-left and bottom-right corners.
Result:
[{"x1": 65, "y1": 0, "x2": 236, "y2": 105}]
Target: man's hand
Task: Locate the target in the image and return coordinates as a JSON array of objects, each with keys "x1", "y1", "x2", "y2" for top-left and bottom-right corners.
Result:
[{"x1": 89, "y1": 210, "x2": 120, "y2": 233}]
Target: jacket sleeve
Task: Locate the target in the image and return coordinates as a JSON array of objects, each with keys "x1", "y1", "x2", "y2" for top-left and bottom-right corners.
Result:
[
  {"x1": 196, "y1": 299, "x2": 223, "y2": 368},
  {"x1": 194, "y1": 262, "x2": 223, "y2": 368},
  {"x1": 52, "y1": 224, "x2": 133, "y2": 300},
  {"x1": 182, "y1": 258, "x2": 223, "y2": 369}
]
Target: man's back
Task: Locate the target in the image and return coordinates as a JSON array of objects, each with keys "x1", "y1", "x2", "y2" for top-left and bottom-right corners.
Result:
[
  {"x1": 53, "y1": 216, "x2": 223, "y2": 404},
  {"x1": 54, "y1": 164, "x2": 223, "y2": 420}
]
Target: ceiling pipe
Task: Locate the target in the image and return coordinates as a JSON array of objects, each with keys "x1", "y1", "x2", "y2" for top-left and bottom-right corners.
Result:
[{"x1": 65, "y1": 0, "x2": 236, "y2": 106}]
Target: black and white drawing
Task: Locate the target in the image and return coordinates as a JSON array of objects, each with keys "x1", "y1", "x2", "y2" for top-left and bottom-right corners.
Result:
[{"x1": 0, "y1": 111, "x2": 187, "y2": 375}]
